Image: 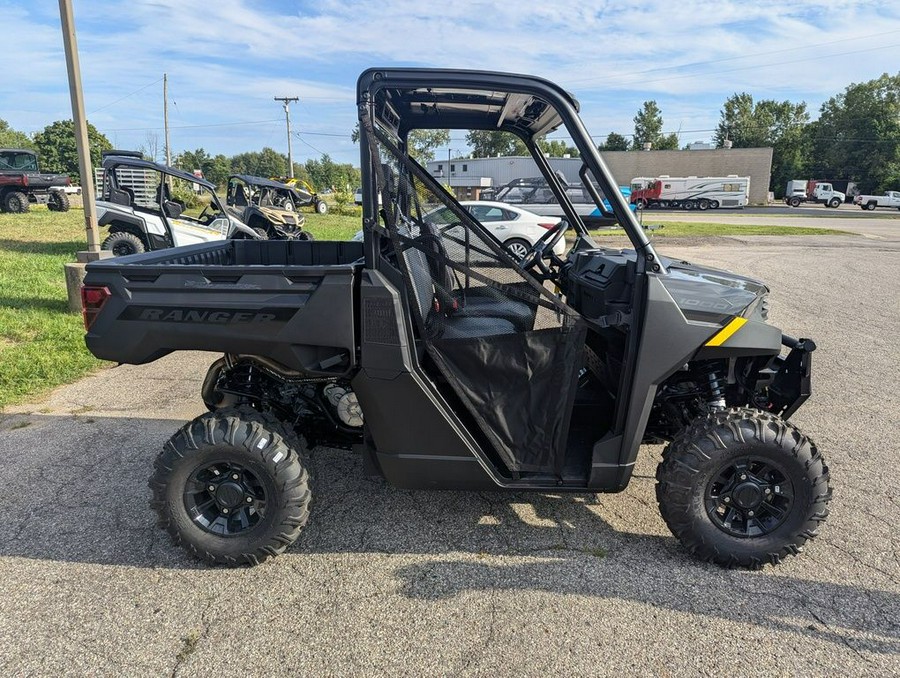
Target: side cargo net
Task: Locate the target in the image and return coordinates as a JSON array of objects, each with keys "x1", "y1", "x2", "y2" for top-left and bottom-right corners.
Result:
[{"x1": 366, "y1": 124, "x2": 585, "y2": 474}]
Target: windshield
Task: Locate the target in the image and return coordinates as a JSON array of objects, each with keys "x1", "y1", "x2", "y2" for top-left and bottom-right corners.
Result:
[{"x1": 0, "y1": 151, "x2": 39, "y2": 172}]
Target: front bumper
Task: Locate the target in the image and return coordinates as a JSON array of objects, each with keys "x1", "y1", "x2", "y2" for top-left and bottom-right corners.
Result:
[{"x1": 766, "y1": 334, "x2": 816, "y2": 419}]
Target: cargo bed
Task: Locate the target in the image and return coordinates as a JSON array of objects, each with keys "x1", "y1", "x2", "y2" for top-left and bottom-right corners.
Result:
[{"x1": 83, "y1": 239, "x2": 364, "y2": 375}]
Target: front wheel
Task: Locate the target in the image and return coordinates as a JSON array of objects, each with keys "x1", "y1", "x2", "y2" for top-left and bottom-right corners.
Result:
[
  {"x1": 504, "y1": 237, "x2": 531, "y2": 261},
  {"x1": 708, "y1": 200, "x2": 719, "y2": 209},
  {"x1": 48, "y1": 191, "x2": 71, "y2": 212},
  {"x1": 828, "y1": 198, "x2": 841, "y2": 208},
  {"x1": 149, "y1": 408, "x2": 311, "y2": 566},
  {"x1": 656, "y1": 408, "x2": 831, "y2": 568},
  {"x1": 315, "y1": 200, "x2": 328, "y2": 214}
]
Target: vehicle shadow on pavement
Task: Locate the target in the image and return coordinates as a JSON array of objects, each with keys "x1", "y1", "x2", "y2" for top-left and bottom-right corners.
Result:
[{"x1": 1, "y1": 412, "x2": 897, "y2": 658}]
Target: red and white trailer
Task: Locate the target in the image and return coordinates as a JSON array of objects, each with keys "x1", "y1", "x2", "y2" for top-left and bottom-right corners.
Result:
[{"x1": 630, "y1": 175, "x2": 750, "y2": 210}]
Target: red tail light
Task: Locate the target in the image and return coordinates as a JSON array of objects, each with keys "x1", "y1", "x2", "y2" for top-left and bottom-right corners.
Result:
[
  {"x1": 81, "y1": 285, "x2": 110, "y2": 331},
  {"x1": 538, "y1": 222, "x2": 557, "y2": 230}
]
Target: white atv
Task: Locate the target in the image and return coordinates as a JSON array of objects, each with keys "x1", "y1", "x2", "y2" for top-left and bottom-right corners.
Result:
[{"x1": 96, "y1": 152, "x2": 257, "y2": 256}]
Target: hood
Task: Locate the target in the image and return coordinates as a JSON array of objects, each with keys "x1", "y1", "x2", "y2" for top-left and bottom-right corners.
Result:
[{"x1": 659, "y1": 254, "x2": 768, "y2": 324}]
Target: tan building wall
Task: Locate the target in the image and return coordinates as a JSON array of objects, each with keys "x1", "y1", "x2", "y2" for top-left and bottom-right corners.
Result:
[{"x1": 598, "y1": 148, "x2": 774, "y2": 205}]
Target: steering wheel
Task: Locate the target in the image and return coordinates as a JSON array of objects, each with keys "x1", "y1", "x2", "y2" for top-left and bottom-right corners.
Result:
[
  {"x1": 518, "y1": 218, "x2": 569, "y2": 279},
  {"x1": 198, "y1": 203, "x2": 217, "y2": 223}
]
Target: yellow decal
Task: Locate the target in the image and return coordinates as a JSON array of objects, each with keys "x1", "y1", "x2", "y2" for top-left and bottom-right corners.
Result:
[{"x1": 705, "y1": 317, "x2": 747, "y2": 347}]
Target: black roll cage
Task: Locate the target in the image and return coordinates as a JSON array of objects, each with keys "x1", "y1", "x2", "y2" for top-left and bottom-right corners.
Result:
[{"x1": 356, "y1": 68, "x2": 665, "y2": 277}]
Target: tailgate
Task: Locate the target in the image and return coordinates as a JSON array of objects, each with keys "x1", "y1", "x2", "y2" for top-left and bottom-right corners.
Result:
[{"x1": 83, "y1": 240, "x2": 363, "y2": 376}]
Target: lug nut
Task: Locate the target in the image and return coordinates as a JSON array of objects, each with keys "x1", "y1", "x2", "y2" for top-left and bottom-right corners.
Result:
[
  {"x1": 231, "y1": 473, "x2": 240, "y2": 480},
  {"x1": 208, "y1": 485, "x2": 215, "y2": 492},
  {"x1": 246, "y1": 497, "x2": 253, "y2": 503},
  {"x1": 723, "y1": 497, "x2": 731, "y2": 503},
  {"x1": 748, "y1": 510, "x2": 755, "y2": 516},
  {"x1": 765, "y1": 488, "x2": 771, "y2": 494},
  {"x1": 222, "y1": 508, "x2": 229, "y2": 514},
  {"x1": 740, "y1": 474, "x2": 747, "y2": 481}
]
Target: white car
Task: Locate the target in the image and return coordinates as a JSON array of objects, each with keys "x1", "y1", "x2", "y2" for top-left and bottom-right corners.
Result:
[{"x1": 430, "y1": 201, "x2": 566, "y2": 259}]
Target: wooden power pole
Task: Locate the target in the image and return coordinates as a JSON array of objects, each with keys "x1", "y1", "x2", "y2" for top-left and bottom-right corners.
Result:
[
  {"x1": 58, "y1": 0, "x2": 99, "y2": 254},
  {"x1": 274, "y1": 96, "x2": 298, "y2": 178}
]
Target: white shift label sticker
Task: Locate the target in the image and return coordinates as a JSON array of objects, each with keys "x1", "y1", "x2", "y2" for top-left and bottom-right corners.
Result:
[
  {"x1": 257, "y1": 437, "x2": 268, "y2": 449},
  {"x1": 272, "y1": 451, "x2": 284, "y2": 463}
]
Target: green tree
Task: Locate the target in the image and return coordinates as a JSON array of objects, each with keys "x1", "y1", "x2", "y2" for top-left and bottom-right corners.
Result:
[
  {"x1": 305, "y1": 154, "x2": 359, "y2": 192},
  {"x1": 465, "y1": 130, "x2": 527, "y2": 157},
  {"x1": 32, "y1": 119, "x2": 111, "y2": 183},
  {"x1": 599, "y1": 132, "x2": 630, "y2": 151},
  {"x1": 538, "y1": 139, "x2": 577, "y2": 157},
  {"x1": 407, "y1": 129, "x2": 451, "y2": 163},
  {"x1": 632, "y1": 101, "x2": 679, "y2": 150},
  {"x1": 230, "y1": 147, "x2": 288, "y2": 178},
  {"x1": 714, "y1": 93, "x2": 810, "y2": 196},
  {"x1": 351, "y1": 124, "x2": 450, "y2": 163},
  {"x1": 174, "y1": 148, "x2": 230, "y2": 188},
  {"x1": 0, "y1": 119, "x2": 34, "y2": 149},
  {"x1": 808, "y1": 72, "x2": 900, "y2": 193}
]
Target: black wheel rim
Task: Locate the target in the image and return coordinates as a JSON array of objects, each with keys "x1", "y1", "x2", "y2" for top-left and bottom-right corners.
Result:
[
  {"x1": 705, "y1": 456, "x2": 794, "y2": 538},
  {"x1": 184, "y1": 460, "x2": 267, "y2": 536},
  {"x1": 112, "y1": 242, "x2": 136, "y2": 256}
]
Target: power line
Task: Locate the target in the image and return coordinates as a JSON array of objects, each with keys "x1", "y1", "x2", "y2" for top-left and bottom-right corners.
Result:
[
  {"x1": 100, "y1": 118, "x2": 282, "y2": 132},
  {"x1": 87, "y1": 76, "x2": 163, "y2": 115}
]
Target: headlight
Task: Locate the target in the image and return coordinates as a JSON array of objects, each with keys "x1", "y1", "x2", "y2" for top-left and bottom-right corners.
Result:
[{"x1": 741, "y1": 293, "x2": 769, "y2": 321}]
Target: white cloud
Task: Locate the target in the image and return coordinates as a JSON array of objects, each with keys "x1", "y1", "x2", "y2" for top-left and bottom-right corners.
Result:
[{"x1": 2, "y1": 0, "x2": 898, "y2": 162}]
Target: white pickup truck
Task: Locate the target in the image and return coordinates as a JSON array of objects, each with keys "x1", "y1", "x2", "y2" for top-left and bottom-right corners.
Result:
[{"x1": 854, "y1": 190, "x2": 900, "y2": 211}]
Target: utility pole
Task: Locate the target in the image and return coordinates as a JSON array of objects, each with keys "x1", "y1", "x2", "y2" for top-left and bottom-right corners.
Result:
[
  {"x1": 58, "y1": 0, "x2": 99, "y2": 255},
  {"x1": 274, "y1": 96, "x2": 298, "y2": 178},
  {"x1": 59, "y1": 0, "x2": 111, "y2": 314},
  {"x1": 163, "y1": 73, "x2": 171, "y2": 166}
]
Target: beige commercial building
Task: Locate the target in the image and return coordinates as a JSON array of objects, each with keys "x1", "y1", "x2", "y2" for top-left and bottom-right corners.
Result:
[{"x1": 428, "y1": 147, "x2": 774, "y2": 205}]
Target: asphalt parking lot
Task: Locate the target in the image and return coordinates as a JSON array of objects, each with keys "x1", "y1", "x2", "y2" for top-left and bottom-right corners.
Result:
[{"x1": 1, "y1": 220, "x2": 898, "y2": 676}]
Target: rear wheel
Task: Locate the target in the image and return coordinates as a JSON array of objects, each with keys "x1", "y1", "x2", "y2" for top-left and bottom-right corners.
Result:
[
  {"x1": 252, "y1": 226, "x2": 270, "y2": 240},
  {"x1": 788, "y1": 197, "x2": 802, "y2": 208},
  {"x1": 708, "y1": 200, "x2": 719, "y2": 209},
  {"x1": 149, "y1": 407, "x2": 311, "y2": 566},
  {"x1": 4, "y1": 191, "x2": 29, "y2": 213},
  {"x1": 864, "y1": 202, "x2": 876, "y2": 211},
  {"x1": 101, "y1": 231, "x2": 145, "y2": 256},
  {"x1": 504, "y1": 237, "x2": 531, "y2": 261},
  {"x1": 698, "y1": 199, "x2": 709, "y2": 210},
  {"x1": 656, "y1": 408, "x2": 831, "y2": 568},
  {"x1": 48, "y1": 191, "x2": 70, "y2": 212}
]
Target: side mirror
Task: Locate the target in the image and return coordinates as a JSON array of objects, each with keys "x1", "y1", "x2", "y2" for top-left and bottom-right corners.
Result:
[{"x1": 163, "y1": 200, "x2": 183, "y2": 219}]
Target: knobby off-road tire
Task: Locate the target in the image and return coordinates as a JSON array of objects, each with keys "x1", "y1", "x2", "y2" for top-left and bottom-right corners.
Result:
[
  {"x1": 656, "y1": 407, "x2": 831, "y2": 569},
  {"x1": 102, "y1": 231, "x2": 145, "y2": 256},
  {"x1": 149, "y1": 407, "x2": 311, "y2": 566},
  {"x1": 48, "y1": 191, "x2": 70, "y2": 212},
  {"x1": 4, "y1": 191, "x2": 29, "y2": 213}
]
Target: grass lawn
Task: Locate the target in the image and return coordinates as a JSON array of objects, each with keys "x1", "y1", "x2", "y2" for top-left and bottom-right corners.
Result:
[{"x1": 0, "y1": 207, "x2": 104, "y2": 409}]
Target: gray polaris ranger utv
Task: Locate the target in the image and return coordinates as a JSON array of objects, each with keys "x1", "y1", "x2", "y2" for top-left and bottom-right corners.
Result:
[{"x1": 81, "y1": 69, "x2": 830, "y2": 568}]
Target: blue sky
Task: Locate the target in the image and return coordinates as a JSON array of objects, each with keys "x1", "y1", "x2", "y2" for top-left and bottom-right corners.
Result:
[{"x1": 3, "y1": 0, "x2": 899, "y2": 165}]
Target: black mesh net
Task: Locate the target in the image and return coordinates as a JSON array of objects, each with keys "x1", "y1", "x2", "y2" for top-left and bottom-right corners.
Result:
[{"x1": 368, "y1": 125, "x2": 585, "y2": 474}]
